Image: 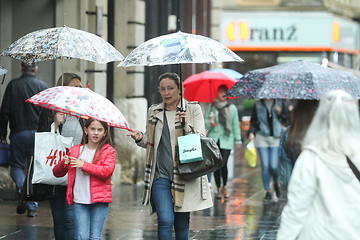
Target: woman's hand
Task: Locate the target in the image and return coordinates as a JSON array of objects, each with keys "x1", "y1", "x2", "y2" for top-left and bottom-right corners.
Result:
[
  {"x1": 127, "y1": 130, "x2": 143, "y2": 142},
  {"x1": 69, "y1": 157, "x2": 84, "y2": 168},
  {"x1": 178, "y1": 110, "x2": 192, "y2": 132},
  {"x1": 249, "y1": 132, "x2": 255, "y2": 141}
]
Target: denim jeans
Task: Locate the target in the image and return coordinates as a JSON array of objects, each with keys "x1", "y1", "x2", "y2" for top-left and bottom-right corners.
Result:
[
  {"x1": 257, "y1": 147, "x2": 280, "y2": 190},
  {"x1": 151, "y1": 178, "x2": 190, "y2": 240},
  {"x1": 73, "y1": 203, "x2": 109, "y2": 240},
  {"x1": 49, "y1": 186, "x2": 74, "y2": 240},
  {"x1": 214, "y1": 148, "x2": 231, "y2": 188},
  {"x1": 9, "y1": 130, "x2": 37, "y2": 211}
]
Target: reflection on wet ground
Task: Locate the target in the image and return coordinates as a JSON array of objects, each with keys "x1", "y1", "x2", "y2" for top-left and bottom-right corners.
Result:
[{"x1": 0, "y1": 145, "x2": 286, "y2": 239}]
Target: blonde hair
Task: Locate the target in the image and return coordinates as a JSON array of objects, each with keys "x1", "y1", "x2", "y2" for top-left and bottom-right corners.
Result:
[{"x1": 303, "y1": 90, "x2": 360, "y2": 156}]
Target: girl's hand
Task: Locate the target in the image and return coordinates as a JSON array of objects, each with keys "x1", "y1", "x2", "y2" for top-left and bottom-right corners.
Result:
[
  {"x1": 64, "y1": 155, "x2": 70, "y2": 165},
  {"x1": 69, "y1": 157, "x2": 84, "y2": 168},
  {"x1": 127, "y1": 130, "x2": 143, "y2": 141}
]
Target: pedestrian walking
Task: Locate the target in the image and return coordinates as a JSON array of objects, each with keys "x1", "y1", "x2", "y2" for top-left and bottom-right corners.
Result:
[
  {"x1": 249, "y1": 99, "x2": 285, "y2": 201},
  {"x1": 53, "y1": 118, "x2": 116, "y2": 240},
  {"x1": 204, "y1": 84, "x2": 241, "y2": 199},
  {"x1": 277, "y1": 90, "x2": 360, "y2": 240},
  {"x1": 128, "y1": 72, "x2": 213, "y2": 240},
  {"x1": 279, "y1": 100, "x2": 318, "y2": 191},
  {"x1": 0, "y1": 62, "x2": 48, "y2": 217},
  {"x1": 37, "y1": 73, "x2": 83, "y2": 240}
]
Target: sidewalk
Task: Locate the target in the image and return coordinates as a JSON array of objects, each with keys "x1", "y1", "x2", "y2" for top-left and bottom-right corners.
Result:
[{"x1": 0, "y1": 144, "x2": 286, "y2": 239}]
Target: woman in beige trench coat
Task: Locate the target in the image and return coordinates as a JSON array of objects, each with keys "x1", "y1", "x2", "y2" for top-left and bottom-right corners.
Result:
[{"x1": 128, "y1": 72, "x2": 213, "y2": 240}]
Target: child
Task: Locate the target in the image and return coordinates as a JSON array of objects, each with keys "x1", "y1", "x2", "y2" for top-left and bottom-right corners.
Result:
[{"x1": 53, "y1": 118, "x2": 116, "y2": 239}]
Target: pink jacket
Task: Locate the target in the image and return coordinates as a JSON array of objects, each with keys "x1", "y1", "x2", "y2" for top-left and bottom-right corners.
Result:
[{"x1": 53, "y1": 144, "x2": 116, "y2": 205}]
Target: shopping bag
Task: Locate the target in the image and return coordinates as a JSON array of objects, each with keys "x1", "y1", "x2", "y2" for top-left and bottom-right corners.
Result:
[
  {"x1": 244, "y1": 140, "x2": 257, "y2": 167},
  {"x1": 178, "y1": 133, "x2": 203, "y2": 163},
  {"x1": 32, "y1": 132, "x2": 73, "y2": 186}
]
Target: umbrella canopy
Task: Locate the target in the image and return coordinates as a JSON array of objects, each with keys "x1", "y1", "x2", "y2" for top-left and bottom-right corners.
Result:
[
  {"x1": 0, "y1": 66, "x2": 8, "y2": 76},
  {"x1": 118, "y1": 31, "x2": 243, "y2": 67},
  {"x1": 209, "y1": 68, "x2": 243, "y2": 80},
  {"x1": 26, "y1": 86, "x2": 132, "y2": 131},
  {"x1": 226, "y1": 60, "x2": 360, "y2": 100},
  {"x1": 183, "y1": 71, "x2": 237, "y2": 103},
  {"x1": 1, "y1": 26, "x2": 124, "y2": 64}
]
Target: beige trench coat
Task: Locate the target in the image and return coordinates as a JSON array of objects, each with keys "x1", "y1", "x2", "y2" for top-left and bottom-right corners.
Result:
[{"x1": 137, "y1": 100, "x2": 213, "y2": 212}]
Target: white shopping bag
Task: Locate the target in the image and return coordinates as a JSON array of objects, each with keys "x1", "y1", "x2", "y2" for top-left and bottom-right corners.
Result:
[{"x1": 32, "y1": 132, "x2": 73, "y2": 186}]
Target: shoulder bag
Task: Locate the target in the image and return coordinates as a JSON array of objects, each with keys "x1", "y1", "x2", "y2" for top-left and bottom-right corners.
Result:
[{"x1": 177, "y1": 127, "x2": 223, "y2": 181}]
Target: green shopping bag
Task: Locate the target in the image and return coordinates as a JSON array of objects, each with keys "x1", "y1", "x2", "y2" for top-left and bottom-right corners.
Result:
[{"x1": 178, "y1": 133, "x2": 203, "y2": 164}]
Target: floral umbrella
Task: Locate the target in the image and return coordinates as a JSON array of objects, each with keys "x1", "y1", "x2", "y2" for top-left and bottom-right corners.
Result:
[
  {"x1": 226, "y1": 60, "x2": 360, "y2": 100},
  {"x1": 118, "y1": 31, "x2": 243, "y2": 67},
  {"x1": 1, "y1": 26, "x2": 124, "y2": 64},
  {"x1": 26, "y1": 86, "x2": 132, "y2": 131},
  {"x1": 183, "y1": 71, "x2": 237, "y2": 103}
]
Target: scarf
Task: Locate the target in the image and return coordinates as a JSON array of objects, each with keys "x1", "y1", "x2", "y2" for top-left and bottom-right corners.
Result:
[
  {"x1": 213, "y1": 98, "x2": 232, "y2": 135},
  {"x1": 142, "y1": 105, "x2": 186, "y2": 208}
]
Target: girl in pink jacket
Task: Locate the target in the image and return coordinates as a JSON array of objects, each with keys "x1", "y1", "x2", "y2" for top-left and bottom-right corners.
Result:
[{"x1": 53, "y1": 118, "x2": 116, "y2": 240}]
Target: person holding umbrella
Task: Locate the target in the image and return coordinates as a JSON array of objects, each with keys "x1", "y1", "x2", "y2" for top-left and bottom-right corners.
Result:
[
  {"x1": 37, "y1": 73, "x2": 83, "y2": 240},
  {"x1": 204, "y1": 84, "x2": 241, "y2": 199},
  {"x1": 53, "y1": 118, "x2": 116, "y2": 240},
  {"x1": 249, "y1": 99, "x2": 285, "y2": 201},
  {"x1": 128, "y1": 72, "x2": 213, "y2": 240}
]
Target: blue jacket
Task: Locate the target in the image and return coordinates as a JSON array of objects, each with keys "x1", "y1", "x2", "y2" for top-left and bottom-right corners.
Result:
[{"x1": 249, "y1": 100, "x2": 283, "y2": 138}]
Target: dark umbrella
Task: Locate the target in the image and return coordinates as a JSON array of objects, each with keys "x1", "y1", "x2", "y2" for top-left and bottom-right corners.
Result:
[{"x1": 226, "y1": 60, "x2": 360, "y2": 99}]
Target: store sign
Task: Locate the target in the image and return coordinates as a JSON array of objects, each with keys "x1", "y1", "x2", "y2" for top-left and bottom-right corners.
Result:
[
  {"x1": 226, "y1": 21, "x2": 297, "y2": 42},
  {"x1": 221, "y1": 11, "x2": 360, "y2": 52}
]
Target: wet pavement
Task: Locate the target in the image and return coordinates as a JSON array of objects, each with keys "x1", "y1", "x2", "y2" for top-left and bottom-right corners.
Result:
[{"x1": 0, "y1": 144, "x2": 286, "y2": 239}]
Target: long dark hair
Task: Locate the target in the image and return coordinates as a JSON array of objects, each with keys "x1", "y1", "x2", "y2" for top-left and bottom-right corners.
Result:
[
  {"x1": 286, "y1": 100, "x2": 318, "y2": 158},
  {"x1": 81, "y1": 118, "x2": 112, "y2": 163},
  {"x1": 56, "y1": 73, "x2": 81, "y2": 86}
]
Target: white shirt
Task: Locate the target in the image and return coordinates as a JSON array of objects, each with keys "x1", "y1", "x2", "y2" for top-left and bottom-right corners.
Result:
[{"x1": 73, "y1": 145, "x2": 96, "y2": 204}]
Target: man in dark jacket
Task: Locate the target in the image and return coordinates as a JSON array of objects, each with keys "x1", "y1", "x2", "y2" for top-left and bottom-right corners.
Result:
[{"x1": 0, "y1": 62, "x2": 47, "y2": 217}]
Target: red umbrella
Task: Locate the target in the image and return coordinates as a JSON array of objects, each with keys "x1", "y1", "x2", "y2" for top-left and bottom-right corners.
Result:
[{"x1": 183, "y1": 71, "x2": 238, "y2": 103}]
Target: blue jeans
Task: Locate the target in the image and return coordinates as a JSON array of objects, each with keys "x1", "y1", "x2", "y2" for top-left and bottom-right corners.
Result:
[
  {"x1": 73, "y1": 203, "x2": 109, "y2": 240},
  {"x1": 50, "y1": 186, "x2": 74, "y2": 240},
  {"x1": 151, "y1": 178, "x2": 190, "y2": 240},
  {"x1": 257, "y1": 147, "x2": 280, "y2": 190},
  {"x1": 9, "y1": 130, "x2": 37, "y2": 210}
]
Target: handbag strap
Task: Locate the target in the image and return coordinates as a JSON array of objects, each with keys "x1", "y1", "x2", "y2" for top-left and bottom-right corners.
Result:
[{"x1": 346, "y1": 156, "x2": 360, "y2": 183}]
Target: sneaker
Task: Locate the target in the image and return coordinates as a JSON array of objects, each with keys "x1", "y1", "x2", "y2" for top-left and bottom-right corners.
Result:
[
  {"x1": 263, "y1": 191, "x2": 272, "y2": 201},
  {"x1": 221, "y1": 186, "x2": 229, "y2": 198},
  {"x1": 274, "y1": 183, "x2": 281, "y2": 198},
  {"x1": 16, "y1": 198, "x2": 27, "y2": 214},
  {"x1": 27, "y1": 210, "x2": 37, "y2": 217}
]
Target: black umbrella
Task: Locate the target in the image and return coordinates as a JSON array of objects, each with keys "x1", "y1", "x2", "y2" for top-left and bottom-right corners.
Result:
[{"x1": 226, "y1": 60, "x2": 360, "y2": 100}]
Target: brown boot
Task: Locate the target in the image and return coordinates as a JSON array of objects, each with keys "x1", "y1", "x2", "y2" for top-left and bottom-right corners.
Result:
[{"x1": 222, "y1": 186, "x2": 229, "y2": 198}]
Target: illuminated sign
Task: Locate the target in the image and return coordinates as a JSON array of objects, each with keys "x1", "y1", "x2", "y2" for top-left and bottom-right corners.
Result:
[{"x1": 226, "y1": 21, "x2": 297, "y2": 42}]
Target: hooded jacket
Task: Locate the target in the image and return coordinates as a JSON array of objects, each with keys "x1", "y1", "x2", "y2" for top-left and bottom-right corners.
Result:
[
  {"x1": 53, "y1": 144, "x2": 116, "y2": 205},
  {"x1": 277, "y1": 147, "x2": 360, "y2": 240}
]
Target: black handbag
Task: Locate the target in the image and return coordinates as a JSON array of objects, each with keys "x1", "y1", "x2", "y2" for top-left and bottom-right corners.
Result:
[
  {"x1": 20, "y1": 156, "x2": 56, "y2": 202},
  {"x1": 177, "y1": 130, "x2": 223, "y2": 181}
]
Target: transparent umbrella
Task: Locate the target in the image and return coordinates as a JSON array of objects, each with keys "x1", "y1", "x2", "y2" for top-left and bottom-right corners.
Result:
[
  {"x1": 118, "y1": 31, "x2": 243, "y2": 67},
  {"x1": 1, "y1": 26, "x2": 124, "y2": 64}
]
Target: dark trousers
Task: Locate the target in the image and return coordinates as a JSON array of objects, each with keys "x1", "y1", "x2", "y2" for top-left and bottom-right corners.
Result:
[
  {"x1": 214, "y1": 147, "x2": 231, "y2": 188},
  {"x1": 49, "y1": 186, "x2": 75, "y2": 240},
  {"x1": 9, "y1": 130, "x2": 37, "y2": 210}
]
